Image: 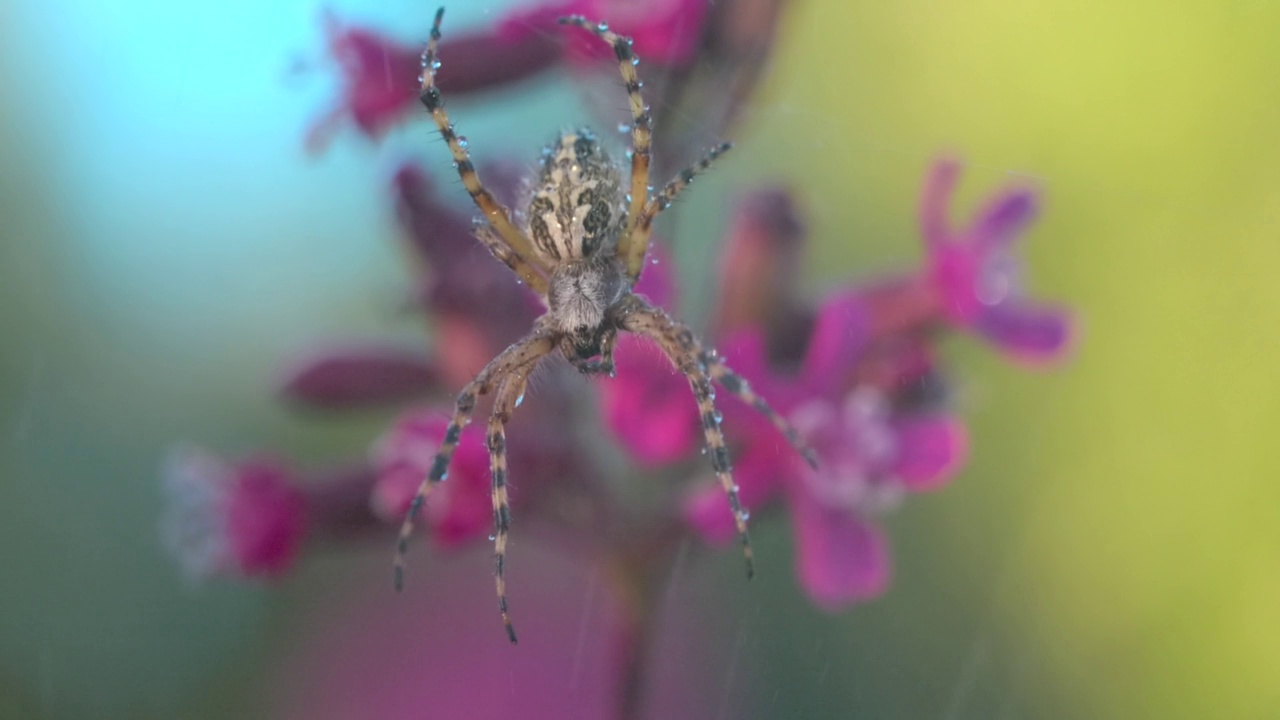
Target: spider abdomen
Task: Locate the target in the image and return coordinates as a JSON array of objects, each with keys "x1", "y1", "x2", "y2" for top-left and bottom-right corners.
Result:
[{"x1": 526, "y1": 129, "x2": 623, "y2": 262}]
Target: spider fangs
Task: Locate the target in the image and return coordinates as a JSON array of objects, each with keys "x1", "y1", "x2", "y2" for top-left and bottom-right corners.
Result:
[{"x1": 395, "y1": 8, "x2": 818, "y2": 644}]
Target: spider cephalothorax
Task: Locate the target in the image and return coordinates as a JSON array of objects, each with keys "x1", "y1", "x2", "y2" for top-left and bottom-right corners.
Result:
[{"x1": 396, "y1": 8, "x2": 816, "y2": 644}]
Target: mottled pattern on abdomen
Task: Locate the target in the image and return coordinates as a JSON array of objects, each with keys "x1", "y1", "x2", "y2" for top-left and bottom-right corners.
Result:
[{"x1": 526, "y1": 129, "x2": 623, "y2": 261}]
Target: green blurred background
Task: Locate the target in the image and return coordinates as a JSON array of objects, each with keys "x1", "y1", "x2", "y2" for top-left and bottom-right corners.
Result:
[{"x1": 1, "y1": 0, "x2": 1277, "y2": 718}]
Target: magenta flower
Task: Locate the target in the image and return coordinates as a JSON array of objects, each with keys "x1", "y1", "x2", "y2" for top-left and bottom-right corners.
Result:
[
  {"x1": 305, "y1": 10, "x2": 424, "y2": 153},
  {"x1": 276, "y1": 343, "x2": 439, "y2": 410},
  {"x1": 684, "y1": 293, "x2": 968, "y2": 608},
  {"x1": 596, "y1": 245, "x2": 702, "y2": 467},
  {"x1": 161, "y1": 446, "x2": 308, "y2": 579},
  {"x1": 921, "y1": 157, "x2": 1074, "y2": 365},
  {"x1": 161, "y1": 446, "x2": 388, "y2": 580},
  {"x1": 370, "y1": 407, "x2": 493, "y2": 547},
  {"x1": 497, "y1": 0, "x2": 709, "y2": 69},
  {"x1": 306, "y1": 9, "x2": 561, "y2": 153}
]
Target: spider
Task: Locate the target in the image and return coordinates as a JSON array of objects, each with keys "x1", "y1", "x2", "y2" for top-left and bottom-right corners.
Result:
[{"x1": 395, "y1": 7, "x2": 817, "y2": 644}]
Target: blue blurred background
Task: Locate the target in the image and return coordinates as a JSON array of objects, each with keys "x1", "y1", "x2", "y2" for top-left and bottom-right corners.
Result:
[{"x1": 2, "y1": 0, "x2": 1278, "y2": 717}]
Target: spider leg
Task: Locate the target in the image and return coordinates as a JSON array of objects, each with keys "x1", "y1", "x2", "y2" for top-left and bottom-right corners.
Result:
[
  {"x1": 567, "y1": 329, "x2": 617, "y2": 376},
  {"x1": 701, "y1": 351, "x2": 820, "y2": 469},
  {"x1": 421, "y1": 8, "x2": 551, "y2": 290},
  {"x1": 473, "y1": 221, "x2": 549, "y2": 297},
  {"x1": 394, "y1": 325, "x2": 556, "y2": 591},
  {"x1": 618, "y1": 299, "x2": 755, "y2": 578},
  {"x1": 627, "y1": 142, "x2": 733, "y2": 279},
  {"x1": 557, "y1": 17, "x2": 652, "y2": 247},
  {"x1": 487, "y1": 362, "x2": 536, "y2": 644}
]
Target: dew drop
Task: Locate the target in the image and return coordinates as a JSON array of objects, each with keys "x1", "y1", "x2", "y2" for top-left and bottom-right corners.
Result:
[
  {"x1": 417, "y1": 73, "x2": 426, "y2": 84},
  {"x1": 650, "y1": 256, "x2": 659, "y2": 265},
  {"x1": 631, "y1": 57, "x2": 640, "y2": 66},
  {"x1": 430, "y1": 59, "x2": 442, "y2": 71},
  {"x1": 457, "y1": 136, "x2": 469, "y2": 149},
  {"x1": 515, "y1": 392, "x2": 525, "y2": 408},
  {"x1": 440, "y1": 471, "x2": 449, "y2": 481},
  {"x1": 617, "y1": 122, "x2": 631, "y2": 134},
  {"x1": 489, "y1": 534, "x2": 497, "y2": 541},
  {"x1": 714, "y1": 411, "x2": 724, "y2": 423},
  {"x1": 597, "y1": 21, "x2": 609, "y2": 31},
  {"x1": 738, "y1": 510, "x2": 751, "y2": 522}
]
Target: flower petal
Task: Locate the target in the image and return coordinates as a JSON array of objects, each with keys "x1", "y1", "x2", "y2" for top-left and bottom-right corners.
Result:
[
  {"x1": 791, "y1": 492, "x2": 891, "y2": 609},
  {"x1": 276, "y1": 345, "x2": 439, "y2": 409},
  {"x1": 713, "y1": 187, "x2": 806, "y2": 338},
  {"x1": 682, "y1": 442, "x2": 788, "y2": 544},
  {"x1": 969, "y1": 186, "x2": 1039, "y2": 253},
  {"x1": 307, "y1": 11, "x2": 423, "y2": 153},
  {"x1": 308, "y1": 11, "x2": 562, "y2": 153},
  {"x1": 502, "y1": 0, "x2": 710, "y2": 67},
  {"x1": 224, "y1": 458, "x2": 309, "y2": 577},
  {"x1": 800, "y1": 290, "x2": 870, "y2": 396},
  {"x1": 919, "y1": 156, "x2": 963, "y2": 249},
  {"x1": 371, "y1": 408, "x2": 492, "y2": 546},
  {"x1": 891, "y1": 416, "x2": 968, "y2": 492},
  {"x1": 432, "y1": 27, "x2": 561, "y2": 95},
  {"x1": 976, "y1": 301, "x2": 1075, "y2": 366},
  {"x1": 600, "y1": 336, "x2": 699, "y2": 467}
]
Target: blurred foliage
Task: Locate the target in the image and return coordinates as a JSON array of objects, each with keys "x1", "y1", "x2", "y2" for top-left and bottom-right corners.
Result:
[{"x1": 2, "y1": 0, "x2": 1277, "y2": 718}]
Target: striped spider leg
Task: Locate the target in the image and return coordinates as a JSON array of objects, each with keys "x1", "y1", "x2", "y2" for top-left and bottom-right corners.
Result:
[
  {"x1": 420, "y1": 7, "x2": 550, "y2": 295},
  {"x1": 616, "y1": 296, "x2": 818, "y2": 577},
  {"x1": 393, "y1": 326, "x2": 555, "y2": 609},
  {"x1": 558, "y1": 17, "x2": 736, "y2": 283}
]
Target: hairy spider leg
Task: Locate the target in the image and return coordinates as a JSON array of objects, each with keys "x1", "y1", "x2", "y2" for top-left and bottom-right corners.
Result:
[
  {"x1": 558, "y1": 17, "x2": 653, "y2": 256},
  {"x1": 618, "y1": 298, "x2": 755, "y2": 578},
  {"x1": 487, "y1": 363, "x2": 536, "y2": 644},
  {"x1": 628, "y1": 142, "x2": 734, "y2": 276},
  {"x1": 422, "y1": 7, "x2": 551, "y2": 293},
  {"x1": 394, "y1": 326, "x2": 556, "y2": 591},
  {"x1": 700, "y1": 351, "x2": 820, "y2": 469},
  {"x1": 567, "y1": 329, "x2": 618, "y2": 376},
  {"x1": 474, "y1": 222, "x2": 549, "y2": 297}
]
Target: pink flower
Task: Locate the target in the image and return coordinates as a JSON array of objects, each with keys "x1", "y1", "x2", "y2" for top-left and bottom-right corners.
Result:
[
  {"x1": 276, "y1": 344, "x2": 440, "y2": 410},
  {"x1": 305, "y1": 11, "x2": 424, "y2": 153},
  {"x1": 161, "y1": 446, "x2": 308, "y2": 579},
  {"x1": 920, "y1": 157, "x2": 1074, "y2": 365},
  {"x1": 683, "y1": 293, "x2": 969, "y2": 609},
  {"x1": 712, "y1": 187, "x2": 808, "y2": 342},
  {"x1": 306, "y1": 9, "x2": 561, "y2": 153},
  {"x1": 498, "y1": 0, "x2": 710, "y2": 69},
  {"x1": 595, "y1": 245, "x2": 703, "y2": 467},
  {"x1": 370, "y1": 407, "x2": 493, "y2": 547}
]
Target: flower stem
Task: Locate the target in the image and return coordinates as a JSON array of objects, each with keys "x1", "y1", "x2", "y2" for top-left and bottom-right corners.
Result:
[{"x1": 606, "y1": 539, "x2": 677, "y2": 720}]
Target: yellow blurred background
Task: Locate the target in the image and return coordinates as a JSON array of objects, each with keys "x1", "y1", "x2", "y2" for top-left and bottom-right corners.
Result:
[{"x1": 744, "y1": 0, "x2": 1280, "y2": 716}]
